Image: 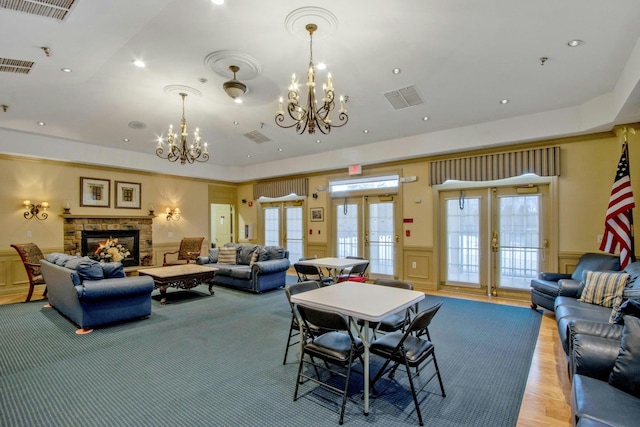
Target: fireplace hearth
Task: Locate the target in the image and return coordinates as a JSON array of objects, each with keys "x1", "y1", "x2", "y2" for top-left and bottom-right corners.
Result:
[{"x1": 82, "y1": 230, "x2": 140, "y2": 267}]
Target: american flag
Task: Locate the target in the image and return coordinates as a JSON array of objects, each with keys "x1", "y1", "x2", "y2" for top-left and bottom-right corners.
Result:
[{"x1": 599, "y1": 141, "x2": 636, "y2": 269}]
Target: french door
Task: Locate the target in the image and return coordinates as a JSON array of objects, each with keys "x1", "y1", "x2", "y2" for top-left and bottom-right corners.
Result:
[
  {"x1": 262, "y1": 202, "x2": 304, "y2": 262},
  {"x1": 333, "y1": 195, "x2": 397, "y2": 279},
  {"x1": 440, "y1": 184, "x2": 550, "y2": 296}
]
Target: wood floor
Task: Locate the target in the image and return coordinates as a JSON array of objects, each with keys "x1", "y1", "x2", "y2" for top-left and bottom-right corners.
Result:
[{"x1": 0, "y1": 285, "x2": 572, "y2": 426}]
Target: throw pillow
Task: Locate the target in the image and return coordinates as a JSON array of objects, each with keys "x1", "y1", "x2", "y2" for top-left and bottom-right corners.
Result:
[
  {"x1": 76, "y1": 259, "x2": 105, "y2": 281},
  {"x1": 249, "y1": 248, "x2": 259, "y2": 267},
  {"x1": 217, "y1": 247, "x2": 237, "y2": 265},
  {"x1": 612, "y1": 298, "x2": 640, "y2": 325},
  {"x1": 578, "y1": 271, "x2": 629, "y2": 308},
  {"x1": 608, "y1": 315, "x2": 640, "y2": 398}
]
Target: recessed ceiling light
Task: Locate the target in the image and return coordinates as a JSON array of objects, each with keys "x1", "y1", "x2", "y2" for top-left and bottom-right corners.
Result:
[
  {"x1": 500, "y1": 99, "x2": 509, "y2": 104},
  {"x1": 123, "y1": 138, "x2": 130, "y2": 142},
  {"x1": 392, "y1": 68, "x2": 402, "y2": 74},
  {"x1": 60, "y1": 68, "x2": 72, "y2": 73},
  {"x1": 37, "y1": 121, "x2": 46, "y2": 126},
  {"x1": 211, "y1": 0, "x2": 224, "y2": 4},
  {"x1": 317, "y1": 62, "x2": 327, "y2": 70},
  {"x1": 234, "y1": 98, "x2": 243, "y2": 104},
  {"x1": 233, "y1": 121, "x2": 239, "y2": 125},
  {"x1": 363, "y1": 129, "x2": 369, "y2": 134},
  {"x1": 315, "y1": 139, "x2": 321, "y2": 144},
  {"x1": 132, "y1": 59, "x2": 146, "y2": 68},
  {"x1": 247, "y1": 154, "x2": 251, "y2": 158},
  {"x1": 422, "y1": 116, "x2": 429, "y2": 121},
  {"x1": 278, "y1": 148, "x2": 284, "y2": 152},
  {"x1": 567, "y1": 39, "x2": 583, "y2": 47}
]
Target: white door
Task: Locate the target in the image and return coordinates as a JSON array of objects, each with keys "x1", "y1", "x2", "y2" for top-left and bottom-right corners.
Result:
[{"x1": 262, "y1": 202, "x2": 304, "y2": 262}]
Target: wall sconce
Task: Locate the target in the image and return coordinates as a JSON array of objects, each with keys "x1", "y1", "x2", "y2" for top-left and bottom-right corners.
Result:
[
  {"x1": 24, "y1": 200, "x2": 49, "y2": 220},
  {"x1": 165, "y1": 207, "x2": 181, "y2": 221}
]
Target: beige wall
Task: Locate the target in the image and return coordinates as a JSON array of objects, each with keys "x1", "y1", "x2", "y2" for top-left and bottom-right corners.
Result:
[{"x1": 2, "y1": 125, "x2": 640, "y2": 296}]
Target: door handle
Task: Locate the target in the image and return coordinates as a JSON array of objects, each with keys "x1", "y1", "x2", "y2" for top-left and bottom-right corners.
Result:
[{"x1": 491, "y1": 231, "x2": 499, "y2": 252}]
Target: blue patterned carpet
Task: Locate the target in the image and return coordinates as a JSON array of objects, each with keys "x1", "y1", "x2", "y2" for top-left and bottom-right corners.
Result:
[{"x1": 0, "y1": 281, "x2": 540, "y2": 426}]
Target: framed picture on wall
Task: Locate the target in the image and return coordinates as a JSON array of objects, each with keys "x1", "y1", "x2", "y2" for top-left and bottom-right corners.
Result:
[
  {"x1": 115, "y1": 181, "x2": 141, "y2": 209},
  {"x1": 310, "y1": 207, "x2": 324, "y2": 222},
  {"x1": 80, "y1": 177, "x2": 110, "y2": 207}
]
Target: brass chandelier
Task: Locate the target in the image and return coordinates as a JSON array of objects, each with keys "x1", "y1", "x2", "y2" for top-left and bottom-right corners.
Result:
[
  {"x1": 275, "y1": 23, "x2": 348, "y2": 135},
  {"x1": 156, "y1": 93, "x2": 209, "y2": 164}
]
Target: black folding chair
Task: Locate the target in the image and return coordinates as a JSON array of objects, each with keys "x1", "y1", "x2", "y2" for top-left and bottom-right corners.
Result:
[
  {"x1": 369, "y1": 302, "x2": 446, "y2": 426},
  {"x1": 294, "y1": 262, "x2": 333, "y2": 286},
  {"x1": 282, "y1": 280, "x2": 322, "y2": 364},
  {"x1": 294, "y1": 305, "x2": 365, "y2": 425}
]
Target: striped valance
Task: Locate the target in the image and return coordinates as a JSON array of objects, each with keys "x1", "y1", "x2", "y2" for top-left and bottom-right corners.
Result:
[
  {"x1": 429, "y1": 146, "x2": 560, "y2": 186},
  {"x1": 253, "y1": 178, "x2": 309, "y2": 199}
]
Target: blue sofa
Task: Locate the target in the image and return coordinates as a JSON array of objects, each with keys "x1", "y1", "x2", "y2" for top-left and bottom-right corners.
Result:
[
  {"x1": 197, "y1": 243, "x2": 290, "y2": 293},
  {"x1": 40, "y1": 253, "x2": 154, "y2": 331}
]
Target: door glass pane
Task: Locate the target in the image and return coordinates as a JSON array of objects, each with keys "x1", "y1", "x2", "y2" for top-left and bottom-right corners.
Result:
[
  {"x1": 446, "y1": 198, "x2": 480, "y2": 285},
  {"x1": 264, "y1": 207, "x2": 280, "y2": 247},
  {"x1": 498, "y1": 195, "x2": 540, "y2": 290},
  {"x1": 285, "y1": 206, "x2": 303, "y2": 262},
  {"x1": 368, "y1": 202, "x2": 394, "y2": 275},
  {"x1": 336, "y1": 203, "x2": 358, "y2": 257}
]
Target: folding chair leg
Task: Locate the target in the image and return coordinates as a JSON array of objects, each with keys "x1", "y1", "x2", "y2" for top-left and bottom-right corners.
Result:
[
  {"x1": 403, "y1": 358, "x2": 424, "y2": 426},
  {"x1": 433, "y1": 354, "x2": 446, "y2": 397},
  {"x1": 283, "y1": 316, "x2": 298, "y2": 365}
]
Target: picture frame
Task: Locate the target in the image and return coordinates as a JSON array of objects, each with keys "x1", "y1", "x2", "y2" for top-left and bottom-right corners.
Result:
[
  {"x1": 80, "y1": 177, "x2": 110, "y2": 207},
  {"x1": 310, "y1": 207, "x2": 324, "y2": 222},
  {"x1": 115, "y1": 181, "x2": 141, "y2": 209}
]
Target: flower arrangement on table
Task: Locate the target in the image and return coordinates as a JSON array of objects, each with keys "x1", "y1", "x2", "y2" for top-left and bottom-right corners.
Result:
[{"x1": 94, "y1": 238, "x2": 131, "y2": 263}]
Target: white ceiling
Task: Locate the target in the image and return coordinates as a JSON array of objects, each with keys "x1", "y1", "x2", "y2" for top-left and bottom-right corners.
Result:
[{"x1": 1, "y1": 0, "x2": 640, "y2": 182}]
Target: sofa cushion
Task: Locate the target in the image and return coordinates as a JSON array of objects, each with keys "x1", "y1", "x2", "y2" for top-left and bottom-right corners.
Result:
[
  {"x1": 623, "y1": 261, "x2": 640, "y2": 300},
  {"x1": 571, "y1": 253, "x2": 621, "y2": 282},
  {"x1": 263, "y1": 246, "x2": 285, "y2": 260},
  {"x1": 612, "y1": 298, "x2": 640, "y2": 325},
  {"x1": 608, "y1": 315, "x2": 640, "y2": 398},
  {"x1": 102, "y1": 262, "x2": 125, "y2": 278},
  {"x1": 578, "y1": 271, "x2": 628, "y2": 308},
  {"x1": 237, "y1": 245, "x2": 259, "y2": 265},
  {"x1": 218, "y1": 247, "x2": 237, "y2": 265},
  {"x1": 53, "y1": 253, "x2": 77, "y2": 266},
  {"x1": 208, "y1": 248, "x2": 219, "y2": 263},
  {"x1": 63, "y1": 256, "x2": 85, "y2": 270},
  {"x1": 76, "y1": 259, "x2": 105, "y2": 281},
  {"x1": 229, "y1": 266, "x2": 252, "y2": 280}
]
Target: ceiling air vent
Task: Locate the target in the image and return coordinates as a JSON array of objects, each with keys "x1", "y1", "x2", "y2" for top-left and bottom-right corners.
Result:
[
  {"x1": 243, "y1": 130, "x2": 271, "y2": 144},
  {"x1": 0, "y1": 0, "x2": 77, "y2": 21},
  {"x1": 0, "y1": 57, "x2": 34, "y2": 74},
  {"x1": 383, "y1": 85, "x2": 424, "y2": 110}
]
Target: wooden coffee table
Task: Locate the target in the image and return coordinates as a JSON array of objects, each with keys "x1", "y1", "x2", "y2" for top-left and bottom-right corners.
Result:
[{"x1": 138, "y1": 264, "x2": 218, "y2": 304}]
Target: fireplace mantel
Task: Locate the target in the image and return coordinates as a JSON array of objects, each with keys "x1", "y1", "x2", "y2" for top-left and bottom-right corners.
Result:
[{"x1": 62, "y1": 214, "x2": 155, "y2": 219}]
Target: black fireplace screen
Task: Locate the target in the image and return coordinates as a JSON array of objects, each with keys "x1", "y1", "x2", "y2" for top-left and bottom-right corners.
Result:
[{"x1": 81, "y1": 230, "x2": 140, "y2": 267}]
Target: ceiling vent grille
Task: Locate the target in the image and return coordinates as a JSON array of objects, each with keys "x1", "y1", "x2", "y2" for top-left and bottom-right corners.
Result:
[
  {"x1": 0, "y1": 0, "x2": 77, "y2": 21},
  {"x1": 243, "y1": 130, "x2": 271, "y2": 144},
  {"x1": 383, "y1": 85, "x2": 424, "y2": 110},
  {"x1": 0, "y1": 57, "x2": 34, "y2": 74}
]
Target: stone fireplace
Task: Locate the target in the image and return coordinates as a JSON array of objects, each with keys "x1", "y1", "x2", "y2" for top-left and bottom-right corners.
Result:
[{"x1": 63, "y1": 215, "x2": 153, "y2": 267}]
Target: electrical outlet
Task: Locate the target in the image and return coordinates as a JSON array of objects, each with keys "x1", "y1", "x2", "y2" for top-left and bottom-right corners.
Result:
[
  {"x1": 168, "y1": 231, "x2": 173, "y2": 238},
  {"x1": 412, "y1": 261, "x2": 417, "y2": 269},
  {"x1": 597, "y1": 234, "x2": 603, "y2": 243},
  {"x1": 26, "y1": 230, "x2": 32, "y2": 238}
]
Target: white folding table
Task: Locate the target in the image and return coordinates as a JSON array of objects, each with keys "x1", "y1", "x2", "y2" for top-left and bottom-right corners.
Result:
[
  {"x1": 296, "y1": 257, "x2": 369, "y2": 281},
  {"x1": 290, "y1": 281, "x2": 425, "y2": 415}
]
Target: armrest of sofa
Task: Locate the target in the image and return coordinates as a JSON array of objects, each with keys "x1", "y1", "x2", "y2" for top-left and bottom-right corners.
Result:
[
  {"x1": 568, "y1": 320, "x2": 624, "y2": 342},
  {"x1": 571, "y1": 333, "x2": 620, "y2": 381},
  {"x1": 557, "y1": 278, "x2": 581, "y2": 297},
  {"x1": 539, "y1": 272, "x2": 571, "y2": 282},
  {"x1": 196, "y1": 256, "x2": 211, "y2": 265},
  {"x1": 252, "y1": 258, "x2": 291, "y2": 275},
  {"x1": 78, "y1": 276, "x2": 155, "y2": 301}
]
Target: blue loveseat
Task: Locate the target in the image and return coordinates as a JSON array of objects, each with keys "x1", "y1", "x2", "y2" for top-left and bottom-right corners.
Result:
[
  {"x1": 40, "y1": 253, "x2": 154, "y2": 331},
  {"x1": 197, "y1": 243, "x2": 290, "y2": 293}
]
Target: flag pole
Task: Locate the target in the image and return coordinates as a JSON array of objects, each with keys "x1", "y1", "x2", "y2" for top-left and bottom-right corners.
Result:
[{"x1": 624, "y1": 128, "x2": 637, "y2": 263}]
